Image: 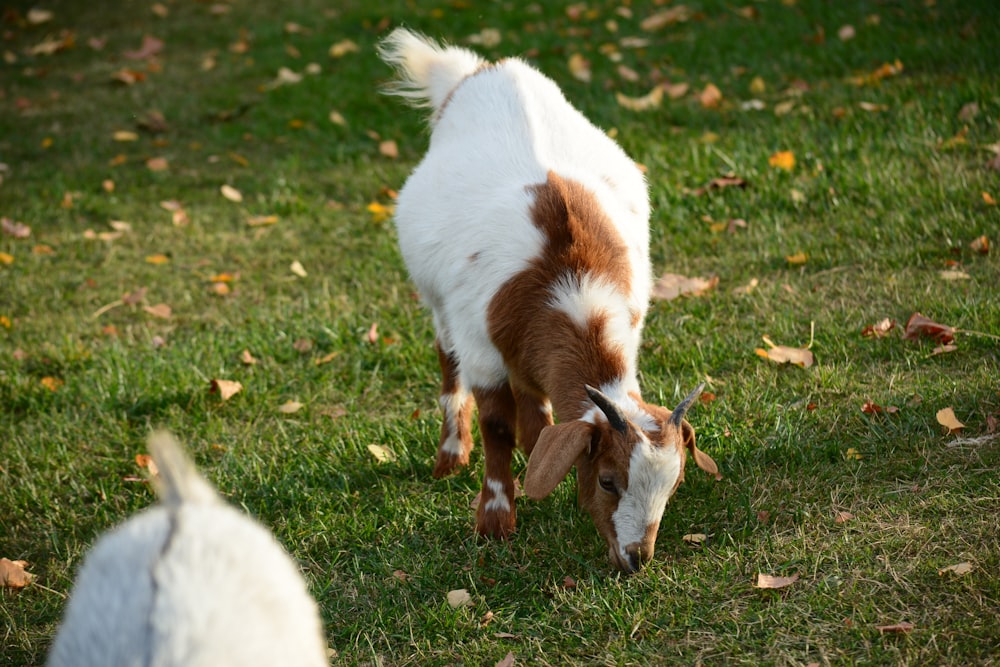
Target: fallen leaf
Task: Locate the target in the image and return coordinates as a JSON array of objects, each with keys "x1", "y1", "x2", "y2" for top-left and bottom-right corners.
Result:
[
  {"x1": 392, "y1": 569, "x2": 411, "y2": 582},
  {"x1": 862, "y1": 401, "x2": 899, "y2": 415},
  {"x1": 861, "y1": 318, "x2": 896, "y2": 338},
  {"x1": 858, "y1": 101, "x2": 889, "y2": 112},
  {"x1": 662, "y1": 81, "x2": 690, "y2": 99},
  {"x1": 209, "y1": 379, "x2": 243, "y2": 401},
  {"x1": 641, "y1": 5, "x2": 692, "y2": 31},
  {"x1": 969, "y1": 235, "x2": 989, "y2": 254},
  {"x1": 146, "y1": 156, "x2": 169, "y2": 172},
  {"x1": 615, "y1": 86, "x2": 663, "y2": 112},
  {"x1": 785, "y1": 252, "x2": 808, "y2": 264},
  {"x1": 939, "y1": 269, "x2": 971, "y2": 281},
  {"x1": 902, "y1": 312, "x2": 955, "y2": 344},
  {"x1": 568, "y1": 53, "x2": 591, "y2": 82},
  {"x1": 682, "y1": 533, "x2": 708, "y2": 544},
  {"x1": 293, "y1": 339, "x2": 313, "y2": 353},
  {"x1": 447, "y1": 589, "x2": 472, "y2": 608},
  {"x1": 1, "y1": 218, "x2": 30, "y2": 238},
  {"x1": 135, "y1": 453, "x2": 159, "y2": 477},
  {"x1": 651, "y1": 273, "x2": 718, "y2": 300},
  {"x1": 366, "y1": 322, "x2": 379, "y2": 344},
  {"x1": 875, "y1": 622, "x2": 914, "y2": 634},
  {"x1": 264, "y1": 67, "x2": 302, "y2": 90},
  {"x1": 938, "y1": 562, "x2": 973, "y2": 576},
  {"x1": 769, "y1": 150, "x2": 796, "y2": 171},
  {"x1": 984, "y1": 192, "x2": 997, "y2": 206},
  {"x1": 755, "y1": 335, "x2": 815, "y2": 368},
  {"x1": 931, "y1": 344, "x2": 958, "y2": 356},
  {"x1": 0, "y1": 558, "x2": 33, "y2": 589},
  {"x1": 845, "y1": 447, "x2": 863, "y2": 460},
  {"x1": 329, "y1": 39, "x2": 359, "y2": 58},
  {"x1": 692, "y1": 175, "x2": 747, "y2": 196},
  {"x1": 837, "y1": 24, "x2": 856, "y2": 40},
  {"x1": 247, "y1": 214, "x2": 278, "y2": 227},
  {"x1": 145, "y1": 254, "x2": 170, "y2": 265},
  {"x1": 936, "y1": 407, "x2": 964, "y2": 433},
  {"x1": 113, "y1": 130, "x2": 139, "y2": 142},
  {"x1": 220, "y1": 184, "x2": 243, "y2": 202},
  {"x1": 124, "y1": 35, "x2": 164, "y2": 60},
  {"x1": 27, "y1": 8, "x2": 54, "y2": 24},
  {"x1": 699, "y1": 83, "x2": 723, "y2": 109},
  {"x1": 122, "y1": 287, "x2": 147, "y2": 305},
  {"x1": 754, "y1": 573, "x2": 799, "y2": 589},
  {"x1": 367, "y1": 444, "x2": 396, "y2": 463},
  {"x1": 290, "y1": 260, "x2": 307, "y2": 278},
  {"x1": 562, "y1": 576, "x2": 577, "y2": 590},
  {"x1": 379, "y1": 140, "x2": 399, "y2": 159},
  {"x1": 957, "y1": 102, "x2": 979, "y2": 122},
  {"x1": 329, "y1": 110, "x2": 347, "y2": 126},
  {"x1": 40, "y1": 376, "x2": 63, "y2": 392},
  {"x1": 834, "y1": 511, "x2": 855, "y2": 524},
  {"x1": 315, "y1": 351, "x2": 339, "y2": 366},
  {"x1": 495, "y1": 652, "x2": 515, "y2": 667},
  {"x1": 143, "y1": 303, "x2": 171, "y2": 319},
  {"x1": 367, "y1": 201, "x2": 394, "y2": 223},
  {"x1": 239, "y1": 349, "x2": 258, "y2": 365},
  {"x1": 278, "y1": 400, "x2": 304, "y2": 414}
]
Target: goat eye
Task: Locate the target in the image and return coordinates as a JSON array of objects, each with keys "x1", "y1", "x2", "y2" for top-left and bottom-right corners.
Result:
[{"x1": 598, "y1": 476, "x2": 617, "y2": 495}]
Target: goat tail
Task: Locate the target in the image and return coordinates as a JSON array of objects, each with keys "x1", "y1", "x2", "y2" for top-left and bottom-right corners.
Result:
[
  {"x1": 147, "y1": 430, "x2": 218, "y2": 508},
  {"x1": 378, "y1": 28, "x2": 485, "y2": 118}
]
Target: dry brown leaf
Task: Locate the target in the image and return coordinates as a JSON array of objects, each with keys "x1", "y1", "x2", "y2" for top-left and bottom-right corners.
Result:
[
  {"x1": 0, "y1": 558, "x2": 33, "y2": 589},
  {"x1": 366, "y1": 322, "x2": 379, "y2": 344},
  {"x1": 290, "y1": 260, "x2": 307, "y2": 278},
  {"x1": 692, "y1": 175, "x2": 747, "y2": 196},
  {"x1": 447, "y1": 589, "x2": 472, "y2": 608},
  {"x1": 837, "y1": 24, "x2": 856, "y2": 40},
  {"x1": 220, "y1": 184, "x2": 243, "y2": 202},
  {"x1": 247, "y1": 215, "x2": 278, "y2": 227},
  {"x1": 135, "y1": 453, "x2": 159, "y2": 477},
  {"x1": 278, "y1": 400, "x2": 304, "y2": 414},
  {"x1": 699, "y1": 83, "x2": 723, "y2": 109},
  {"x1": 859, "y1": 101, "x2": 889, "y2": 112},
  {"x1": 682, "y1": 533, "x2": 708, "y2": 544},
  {"x1": 983, "y1": 192, "x2": 997, "y2": 206},
  {"x1": 495, "y1": 652, "x2": 515, "y2": 667},
  {"x1": 113, "y1": 130, "x2": 139, "y2": 142},
  {"x1": 875, "y1": 622, "x2": 914, "y2": 634},
  {"x1": 641, "y1": 5, "x2": 692, "y2": 31},
  {"x1": 861, "y1": 318, "x2": 896, "y2": 338},
  {"x1": 379, "y1": 140, "x2": 399, "y2": 159},
  {"x1": 568, "y1": 53, "x2": 591, "y2": 82},
  {"x1": 40, "y1": 376, "x2": 63, "y2": 392},
  {"x1": 143, "y1": 303, "x2": 172, "y2": 319},
  {"x1": 124, "y1": 35, "x2": 164, "y2": 60},
  {"x1": 209, "y1": 379, "x2": 243, "y2": 401},
  {"x1": 146, "y1": 157, "x2": 169, "y2": 172},
  {"x1": 392, "y1": 569, "x2": 411, "y2": 582},
  {"x1": 562, "y1": 576, "x2": 578, "y2": 590},
  {"x1": 615, "y1": 86, "x2": 663, "y2": 112},
  {"x1": 755, "y1": 335, "x2": 814, "y2": 368},
  {"x1": 969, "y1": 235, "x2": 989, "y2": 255},
  {"x1": 662, "y1": 81, "x2": 690, "y2": 99},
  {"x1": 862, "y1": 401, "x2": 899, "y2": 415},
  {"x1": 939, "y1": 269, "x2": 971, "y2": 281},
  {"x1": 936, "y1": 407, "x2": 964, "y2": 433},
  {"x1": 329, "y1": 39, "x2": 359, "y2": 58},
  {"x1": 367, "y1": 444, "x2": 396, "y2": 463},
  {"x1": 930, "y1": 344, "x2": 958, "y2": 356},
  {"x1": 239, "y1": 349, "x2": 258, "y2": 365},
  {"x1": 902, "y1": 312, "x2": 956, "y2": 344},
  {"x1": 834, "y1": 511, "x2": 855, "y2": 524},
  {"x1": 651, "y1": 273, "x2": 718, "y2": 301},
  {"x1": 754, "y1": 572, "x2": 799, "y2": 589},
  {"x1": 938, "y1": 562, "x2": 973, "y2": 576},
  {"x1": 315, "y1": 351, "x2": 339, "y2": 366},
  {"x1": 1, "y1": 218, "x2": 30, "y2": 239},
  {"x1": 145, "y1": 254, "x2": 170, "y2": 265}
]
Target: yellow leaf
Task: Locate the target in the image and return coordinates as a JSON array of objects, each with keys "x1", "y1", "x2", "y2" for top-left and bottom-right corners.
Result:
[
  {"x1": 329, "y1": 110, "x2": 347, "y2": 126},
  {"x1": 935, "y1": 407, "x2": 964, "y2": 433},
  {"x1": 209, "y1": 282, "x2": 231, "y2": 296},
  {"x1": 315, "y1": 351, "x2": 340, "y2": 366},
  {"x1": 0, "y1": 316, "x2": 10, "y2": 328},
  {"x1": 367, "y1": 201, "x2": 394, "y2": 223},
  {"x1": 209, "y1": 378, "x2": 243, "y2": 401},
  {"x1": 278, "y1": 400, "x2": 304, "y2": 414},
  {"x1": 290, "y1": 260, "x2": 307, "y2": 278},
  {"x1": 113, "y1": 130, "x2": 139, "y2": 142},
  {"x1": 220, "y1": 184, "x2": 243, "y2": 202},
  {"x1": 40, "y1": 376, "x2": 64, "y2": 391},
  {"x1": 749, "y1": 76, "x2": 766, "y2": 94},
  {"x1": 785, "y1": 252, "x2": 807, "y2": 264},
  {"x1": 0, "y1": 252, "x2": 12, "y2": 265},
  {"x1": 983, "y1": 192, "x2": 997, "y2": 206},
  {"x1": 367, "y1": 444, "x2": 396, "y2": 463},
  {"x1": 615, "y1": 86, "x2": 664, "y2": 112},
  {"x1": 568, "y1": 53, "x2": 591, "y2": 82},
  {"x1": 769, "y1": 150, "x2": 796, "y2": 171},
  {"x1": 845, "y1": 447, "x2": 863, "y2": 460},
  {"x1": 329, "y1": 39, "x2": 359, "y2": 58},
  {"x1": 145, "y1": 254, "x2": 170, "y2": 265},
  {"x1": 247, "y1": 215, "x2": 278, "y2": 227}
]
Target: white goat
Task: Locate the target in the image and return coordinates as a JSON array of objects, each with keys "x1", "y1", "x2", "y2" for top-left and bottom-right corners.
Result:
[
  {"x1": 47, "y1": 433, "x2": 328, "y2": 667},
  {"x1": 379, "y1": 29, "x2": 720, "y2": 573}
]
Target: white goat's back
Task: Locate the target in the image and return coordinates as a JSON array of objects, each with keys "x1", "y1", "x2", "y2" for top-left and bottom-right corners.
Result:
[
  {"x1": 47, "y1": 433, "x2": 327, "y2": 667},
  {"x1": 387, "y1": 30, "x2": 651, "y2": 388}
]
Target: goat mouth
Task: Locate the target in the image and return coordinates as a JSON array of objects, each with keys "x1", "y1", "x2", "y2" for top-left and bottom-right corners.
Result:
[{"x1": 608, "y1": 544, "x2": 641, "y2": 574}]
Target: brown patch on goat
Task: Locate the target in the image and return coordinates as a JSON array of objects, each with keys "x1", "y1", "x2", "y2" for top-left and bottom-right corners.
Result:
[
  {"x1": 433, "y1": 340, "x2": 474, "y2": 478},
  {"x1": 488, "y1": 172, "x2": 633, "y2": 421}
]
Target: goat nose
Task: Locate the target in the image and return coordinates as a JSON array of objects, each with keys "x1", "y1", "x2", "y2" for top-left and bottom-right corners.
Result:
[{"x1": 623, "y1": 543, "x2": 653, "y2": 571}]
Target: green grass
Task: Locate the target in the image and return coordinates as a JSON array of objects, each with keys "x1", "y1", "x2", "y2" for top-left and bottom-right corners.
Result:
[{"x1": 2, "y1": 0, "x2": 999, "y2": 665}]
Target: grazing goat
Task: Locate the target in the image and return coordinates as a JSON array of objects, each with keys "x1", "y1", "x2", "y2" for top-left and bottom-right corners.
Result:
[
  {"x1": 47, "y1": 433, "x2": 328, "y2": 667},
  {"x1": 379, "y1": 29, "x2": 720, "y2": 573}
]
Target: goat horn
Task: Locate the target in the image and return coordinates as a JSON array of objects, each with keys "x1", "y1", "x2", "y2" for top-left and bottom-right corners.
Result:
[
  {"x1": 668, "y1": 383, "x2": 706, "y2": 427},
  {"x1": 584, "y1": 385, "x2": 628, "y2": 434}
]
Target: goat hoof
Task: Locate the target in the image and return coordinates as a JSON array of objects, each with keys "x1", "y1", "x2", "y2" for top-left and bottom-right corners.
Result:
[
  {"x1": 432, "y1": 451, "x2": 469, "y2": 478},
  {"x1": 475, "y1": 510, "x2": 516, "y2": 540}
]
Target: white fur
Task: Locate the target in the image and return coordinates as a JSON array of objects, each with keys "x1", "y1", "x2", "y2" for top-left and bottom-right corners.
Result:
[
  {"x1": 483, "y1": 478, "x2": 511, "y2": 513},
  {"x1": 382, "y1": 29, "x2": 651, "y2": 393},
  {"x1": 611, "y1": 437, "x2": 683, "y2": 557},
  {"x1": 47, "y1": 433, "x2": 327, "y2": 667}
]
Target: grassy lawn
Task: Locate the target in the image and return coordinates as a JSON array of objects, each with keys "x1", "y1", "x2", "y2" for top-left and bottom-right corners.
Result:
[{"x1": 2, "y1": 0, "x2": 999, "y2": 665}]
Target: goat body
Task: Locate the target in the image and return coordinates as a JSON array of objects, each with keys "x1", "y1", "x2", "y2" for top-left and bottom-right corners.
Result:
[
  {"x1": 47, "y1": 433, "x2": 328, "y2": 667},
  {"x1": 380, "y1": 29, "x2": 719, "y2": 573}
]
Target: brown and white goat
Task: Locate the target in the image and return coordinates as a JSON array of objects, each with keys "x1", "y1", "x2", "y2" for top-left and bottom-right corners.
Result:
[{"x1": 379, "y1": 29, "x2": 720, "y2": 573}]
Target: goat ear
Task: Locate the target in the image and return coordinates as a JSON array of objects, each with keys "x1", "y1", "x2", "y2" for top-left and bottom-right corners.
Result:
[
  {"x1": 680, "y1": 419, "x2": 722, "y2": 481},
  {"x1": 523, "y1": 421, "x2": 594, "y2": 500}
]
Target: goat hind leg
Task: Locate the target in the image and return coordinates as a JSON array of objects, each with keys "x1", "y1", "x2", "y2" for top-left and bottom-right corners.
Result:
[{"x1": 432, "y1": 340, "x2": 474, "y2": 478}]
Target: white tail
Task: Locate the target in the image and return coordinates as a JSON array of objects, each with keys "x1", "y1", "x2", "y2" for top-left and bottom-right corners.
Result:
[
  {"x1": 378, "y1": 28, "x2": 484, "y2": 117},
  {"x1": 148, "y1": 430, "x2": 217, "y2": 507}
]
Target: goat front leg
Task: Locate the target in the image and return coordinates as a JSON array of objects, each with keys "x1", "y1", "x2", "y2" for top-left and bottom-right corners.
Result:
[
  {"x1": 513, "y1": 386, "x2": 553, "y2": 459},
  {"x1": 433, "y1": 340, "x2": 474, "y2": 478},
  {"x1": 473, "y1": 383, "x2": 518, "y2": 539}
]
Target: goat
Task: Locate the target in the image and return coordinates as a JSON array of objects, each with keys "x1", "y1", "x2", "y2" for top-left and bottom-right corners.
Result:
[
  {"x1": 47, "y1": 433, "x2": 328, "y2": 667},
  {"x1": 379, "y1": 29, "x2": 720, "y2": 573}
]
